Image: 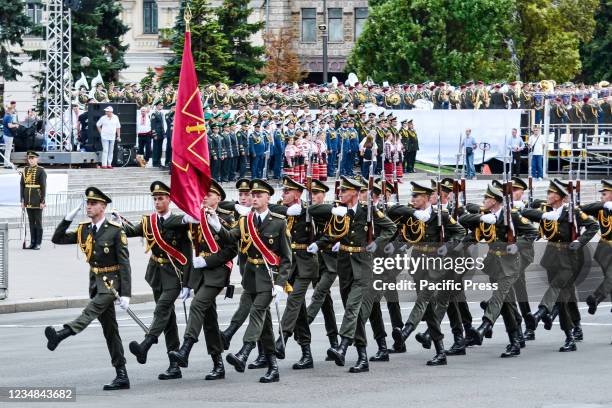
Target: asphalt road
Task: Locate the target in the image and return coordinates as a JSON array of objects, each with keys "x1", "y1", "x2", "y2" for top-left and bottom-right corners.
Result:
[{"x1": 1, "y1": 288, "x2": 611, "y2": 408}]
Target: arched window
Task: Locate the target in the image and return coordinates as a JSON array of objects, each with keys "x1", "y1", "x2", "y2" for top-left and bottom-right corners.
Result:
[{"x1": 143, "y1": 0, "x2": 158, "y2": 34}]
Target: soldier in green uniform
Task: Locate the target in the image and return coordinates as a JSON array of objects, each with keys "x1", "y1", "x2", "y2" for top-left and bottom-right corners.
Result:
[
  {"x1": 122, "y1": 181, "x2": 192, "y2": 380},
  {"x1": 389, "y1": 181, "x2": 465, "y2": 366},
  {"x1": 169, "y1": 180, "x2": 237, "y2": 381},
  {"x1": 582, "y1": 180, "x2": 612, "y2": 317},
  {"x1": 522, "y1": 180, "x2": 598, "y2": 352},
  {"x1": 314, "y1": 177, "x2": 396, "y2": 373},
  {"x1": 210, "y1": 179, "x2": 291, "y2": 383},
  {"x1": 402, "y1": 120, "x2": 419, "y2": 173},
  {"x1": 45, "y1": 187, "x2": 131, "y2": 390},
  {"x1": 460, "y1": 185, "x2": 538, "y2": 357},
  {"x1": 20, "y1": 151, "x2": 47, "y2": 250}
]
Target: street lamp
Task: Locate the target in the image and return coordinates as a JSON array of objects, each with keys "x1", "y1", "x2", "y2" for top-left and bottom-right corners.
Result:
[{"x1": 320, "y1": 0, "x2": 328, "y2": 84}]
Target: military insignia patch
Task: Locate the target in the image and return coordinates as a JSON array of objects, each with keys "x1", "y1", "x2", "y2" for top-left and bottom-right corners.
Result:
[
  {"x1": 104, "y1": 247, "x2": 110, "y2": 254},
  {"x1": 121, "y1": 232, "x2": 128, "y2": 245}
]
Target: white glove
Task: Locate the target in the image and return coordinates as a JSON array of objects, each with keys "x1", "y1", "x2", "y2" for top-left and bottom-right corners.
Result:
[
  {"x1": 413, "y1": 209, "x2": 431, "y2": 222},
  {"x1": 366, "y1": 241, "x2": 377, "y2": 253},
  {"x1": 437, "y1": 244, "x2": 448, "y2": 257},
  {"x1": 307, "y1": 243, "x2": 319, "y2": 254},
  {"x1": 332, "y1": 242, "x2": 341, "y2": 252},
  {"x1": 287, "y1": 203, "x2": 302, "y2": 216},
  {"x1": 179, "y1": 287, "x2": 192, "y2": 301},
  {"x1": 399, "y1": 244, "x2": 408, "y2": 252},
  {"x1": 513, "y1": 201, "x2": 525, "y2": 210},
  {"x1": 272, "y1": 284, "x2": 285, "y2": 300},
  {"x1": 193, "y1": 256, "x2": 207, "y2": 269},
  {"x1": 387, "y1": 201, "x2": 398, "y2": 207},
  {"x1": 384, "y1": 242, "x2": 395, "y2": 255},
  {"x1": 182, "y1": 214, "x2": 200, "y2": 224},
  {"x1": 541, "y1": 211, "x2": 560, "y2": 221},
  {"x1": 569, "y1": 240, "x2": 581, "y2": 251},
  {"x1": 506, "y1": 244, "x2": 519, "y2": 255},
  {"x1": 332, "y1": 206, "x2": 348, "y2": 217},
  {"x1": 235, "y1": 204, "x2": 252, "y2": 216},
  {"x1": 480, "y1": 213, "x2": 497, "y2": 224},
  {"x1": 206, "y1": 212, "x2": 221, "y2": 232},
  {"x1": 65, "y1": 204, "x2": 82, "y2": 222},
  {"x1": 115, "y1": 296, "x2": 130, "y2": 311},
  {"x1": 604, "y1": 201, "x2": 612, "y2": 211}
]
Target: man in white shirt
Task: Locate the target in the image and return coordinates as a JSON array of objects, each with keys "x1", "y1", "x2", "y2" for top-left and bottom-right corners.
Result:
[
  {"x1": 96, "y1": 106, "x2": 121, "y2": 168},
  {"x1": 528, "y1": 126, "x2": 545, "y2": 180},
  {"x1": 507, "y1": 128, "x2": 525, "y2": 176}
]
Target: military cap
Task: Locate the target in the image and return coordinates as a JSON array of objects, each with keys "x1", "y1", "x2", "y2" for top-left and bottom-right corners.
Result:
[
  {"x1": 411, "y1": 181, "x2": 433, "y2": 195},
  {"x1": 484, "y1": 184, "x2": 503, "y2": 202},
  {"x1": 26, "y1": 150, "x2": 39, "y2": 158},
  {"x1": 373, "y1": 178, "x2": 394, "y2": 195},
  {"x1": 492, "y1": 179, "x2": 504, "y2": 190},
  {"x1": 512, "y1": 177, "x2": 528, "y2": 190},
  {"x1": 236, "y1": 178, "x2": 251, "y2": 192},
  {"x1": 435, "y1": 177, "x2": 454, "y2": 193},
  {"x1": 282, "y1": 176, "x2": 305, "y2": 191},
  {"x1": 340, "y1": 176, "x2": 363, "y2": 191},
  {"x1": 250, "y1": 179, "x2": 274, "y2": 195},
  {"x1": 155, "y1": 99, "x2": 163, "y2": 106},
  {"x1": 598, "y1": 180, "x2": 612, "y2": 192},
  {"x1": 85, "y1": 186, "x2": 112, "y2": 204},
  {"x1": 209, "y1": 123, "x2": 217, "y2": 129},
  {"x1": 310, "y1": 179, "x2": 329, "y2": 193},
  {"x1": 150, "y1": 180, "x2": 170, "y2": 196},
  {"x1": 354, "y1": 175, "x2": 368, "y2": 189},
  {"x1": 208, "y1": 179, "x2": 226, "y2": 201},
  {"x1": 254, "y1": 122, "x2": 261, "y2": 128},
  {"x1": 547, "y1": 179, "x2": 567, "y2": 198}
]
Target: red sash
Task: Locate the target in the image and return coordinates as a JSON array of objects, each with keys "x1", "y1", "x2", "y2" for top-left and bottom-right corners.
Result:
[
  {"x1": 150, "y1": 214, "x2": 188, "y2": 266},
  {"x1": 247, "y1": 212, "x2": 280, "y2": 266},
  {"x1": 199, "y1": 208, "x2": 233, "y2": 270}
]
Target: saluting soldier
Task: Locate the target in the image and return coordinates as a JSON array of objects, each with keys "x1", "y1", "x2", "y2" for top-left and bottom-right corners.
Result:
[
  {"x1": 522, "y1": 180, "x2": 598, "y2": 352},
  {"x1": 208, "y1": 179, "x2": 291, "y2": 383},
  {"x1": 20, "y1": 151, "x2": 46, "y2": 250},
  {"x1": 169, "y1": 180, "x2": 237, "y2": 381},
  {"x1": 45, "y1": 187, "x2": 131, "y2": 390},
  {"x1": 122, "y1": 181, "x2": 192, "y2": 380}
]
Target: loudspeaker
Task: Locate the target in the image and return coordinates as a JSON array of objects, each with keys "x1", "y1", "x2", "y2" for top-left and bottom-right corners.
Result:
[
  {"x1": 87, "y1": 103, "x2": 138, "y2": 151},
  {"x1": 113, "y1": 145, "x2": 138, "y2": 167}
]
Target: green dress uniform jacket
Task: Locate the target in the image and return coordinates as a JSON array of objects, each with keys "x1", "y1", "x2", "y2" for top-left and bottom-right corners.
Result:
[{"x1": 20, "y1": 165, "x2": 47, "y2": 208}]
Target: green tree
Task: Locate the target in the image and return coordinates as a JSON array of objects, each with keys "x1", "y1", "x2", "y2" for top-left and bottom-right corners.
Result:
[
  {"x1": 346, "y1": 0, "x2": 516, "y2": 84},
  {"x1": 140, "y1": 66, "x2": 157, "y2": 88},
  {"x1": 161, "y1": 0, "x2": 233, "y2": 85},
  {"x1": 0, "y1": 0, "x2": 33, "y2": 80},
  {"x1": 516, "y1": 0, "x2": 599, "y2": 82},
  {"x1": 579, "y1": 0, "x2": 611, "y2": 82},
  {"x1": 215, "y1": 0, "x2": 265, "y2": 84}
]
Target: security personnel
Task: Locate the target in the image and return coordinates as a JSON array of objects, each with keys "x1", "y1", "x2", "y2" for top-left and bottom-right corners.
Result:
[
  {"x1": 151, "y1": 100, "x2": 165, "y2": 167},
  {"x1": 389, "y1": 181, "x2": 465, "y2": 366},
  {"x1": 236, "y1": 121, "x2": 250, "y2": 178},
  {"x1": 169, "y1": 180, "x2": 237, "y2": 380},
  {"x1": 326, "y1": 120, "x2": 339, "y2": 177},
  {"x1": 314, "y1": 176, "x2": 396, "y2": 373},
  {"x1": 522, "y1": 179, "x2": 598, "y2": 352},
  {"x1": 221, "y1": 122, "x2": 234, "y2": 182},
  {"x1": 347, "y1": 119, "x2": 360, "y2": 177},
  {"x1": 209, "y1": 124, "x2": 222, "y2": 181},
  {"x1": 249, "y1": 122, "x2": 267, "y2": 179},
  {"x1": 403, "y1": 120, "x2": 419, "y2": 173},
  {"x1": 229, "y1": 122, "x2": 240, "y2": 181},
  {"x1": 122, "y1": 181, "x2": 192, "y2": 380},
  {"x1": 338, "y1": 120, "x2": 352, "y2": 176},
  {"x1": 20, "y1": 151, "x2": 46, "y2": 250},
  {"x1": 211, "y1": 179, "x2": 291, "y2": 383},
  {"x1": 272, "y1": 121, "x2": 284, "y2": 179},
  {"x1": 460, "y1": 184, "x2": 538, "y2": 357},
  {"x1": 164, "y1": 103, "x2": 176, "y2": 169},
  {"x1": 46, "y1": 187, "x2": 131, "y2": 390}
]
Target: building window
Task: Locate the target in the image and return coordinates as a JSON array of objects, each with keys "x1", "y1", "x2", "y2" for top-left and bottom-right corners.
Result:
[
  {"x1": 354, "y1": 7, "x2": 368, "y2": 39},
  {"x1": 26, "y1": 2, "x2": 43, "y2": 25},
  {"x1": 143, "y1": 0, "x2": 158, "y2": 34},
  {"x1": 328, "y1": 8, "x2": 343, "y2": 43},
  {"x1": 301, "y1": 8, "x2": 316, "y2": 43}
]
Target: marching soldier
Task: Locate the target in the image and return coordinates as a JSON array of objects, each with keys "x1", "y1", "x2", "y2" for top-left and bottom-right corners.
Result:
[
  {"x1": 208, "y1": 179, "x2": 291, "y2": 383},
  {"x1": 122, "y1": 181, "x2": 192, "y2": 380},
  {"x1": 20, "y1": 151, "x2": 46, "y2": 250},
  {"x1": 46, "y1": 187, "x2": 131, "y2": 390},
  {"x1": 169, "y1": 180, "x2": 237, "y2": 380}
]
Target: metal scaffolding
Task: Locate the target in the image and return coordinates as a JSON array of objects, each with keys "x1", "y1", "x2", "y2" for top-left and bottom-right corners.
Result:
[{"x1": 44, "y1": 0, "x2": 72, "y2": 151}]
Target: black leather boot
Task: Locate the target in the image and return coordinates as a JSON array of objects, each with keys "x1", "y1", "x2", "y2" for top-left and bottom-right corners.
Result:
[
  {"x1": 415, "y1": 329, "x2": 432, "y2": 349},
  {"x1": 517, "y1": 329, "x2": 526, "y2": 348},
  {"x1": 129, "y1": 334, "x2": 158, "y2": 364},
  {"x1": 226, "y1": 341, "x2": 255, "y2": 373},
  {"x1": 248, "y1": 341, "x2": 267, "y2": 369},
  {"x1": 586, "y1": 294, "x2": 600, "y2": 315},
  {"x1": 327, "y1": 336, "x2": 350, "y2": 367},
  {"x1": 326, "y1": 335, "x2": 339, "y2": 361},
  {"x1": 544, "y1": 304, "x2": 559, "y2": 330},
  {"x1": 572, "y1": 323, "x2": 583, "y2": 341},
  {"x1": 464, "y1": 323, "x2": 477, "y2": 346},
  {"x1": 369, "y1": 337, "x2": 389, "y2": 362},
  {"x1": 472, "y1": 318, "x2": 493, "y2": 346},
  {"x1": 559, "y1": 330, "x2": 577, "y2": 352},
  {"x1": 45, "y1": 326, "x2": 73, "y2": 351},
  {"x1": 391, "y1": 322, "x2": 415, "y2": 350},
  {"x1": 293, "y1": 344, "x2": 314, "y2": 369},
  {"x1": 158, "y1": 357, "x2": 182, "y2": 380},
  {"x1": 168, "y1": 337, "x2": 196, "y2": 368},
  {"x1": 523, "y1": 328, "x2": 535, "y2": 341},
  {"x1": 259, "y1": 354, "x2": 280, "y2": 383},
  {"x1": 205, "y1": 354, "x2": 225, "y2": 380},
  {"x1": 445, "y1": 330, "x2": 466, "y2": 356},
  {"x1": 349, "y1": 346, "x2": 369, "y2": 373},
  {"x1": 274, "y1": 332, "x2": 290, "y2": 360},
  {"x1": 525, "y1": 305, "x2": 548, "y2": 331},
  {"x1": 33, "y1": 229, "x2": 41, "y2": 250},
  {"x1": 103, "y1": 366, "x2": 130, "y2": 390},
  {"x1": 426, "y1": 339, "x2": 447, "y2": 366},
  {"x1": 221, "y1": 322, "x2": 240, "y2": 350},
  {"x1": 500, "y1": 331, "x2": 521, "y2": 358}
]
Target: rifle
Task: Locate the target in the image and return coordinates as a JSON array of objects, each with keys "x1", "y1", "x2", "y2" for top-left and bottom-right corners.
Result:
[
  {"x1": 568, "y1": 154, "x2": 580, "y2": 241},
  {"x1": 392, "y1": 149, "x2": 400, "y2": 204},
  {"x1": 502, "y1": 134, "x2": 516, "y2": 244},
  {"x1": 380, "y1": 141, "x2": 387, "y2": 209},
  {"x1": 437, "y1": 134, "x2": 445, "y2": 242},
  {"x1": 102, "y1": 276, "x2": 150, "y2": 334},
  {"x1": 527, "y1": 127, "x2": 533, "y2": 207},
  {"x1": 452, "y1": 179, "x2": 460, "y2": 219},
  {"x1": 334, "y1": 129, "x2": 344, "y2": 200},
  {"x1": 305, "y1": 148, "x2": 314, "y2": 241},
  {"x1": 367, "y1": 154, "x2": 376, "y2": 243}
]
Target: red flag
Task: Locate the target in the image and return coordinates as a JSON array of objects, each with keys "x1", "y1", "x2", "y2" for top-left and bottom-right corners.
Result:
[{"x1": 170, "y1": 31, "x2": 211, "y2": 220}]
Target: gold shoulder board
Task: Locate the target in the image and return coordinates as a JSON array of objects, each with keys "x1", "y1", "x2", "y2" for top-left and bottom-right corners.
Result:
[{"x1": 271, "y1": 212, "x2": 286, "y2": 219}]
